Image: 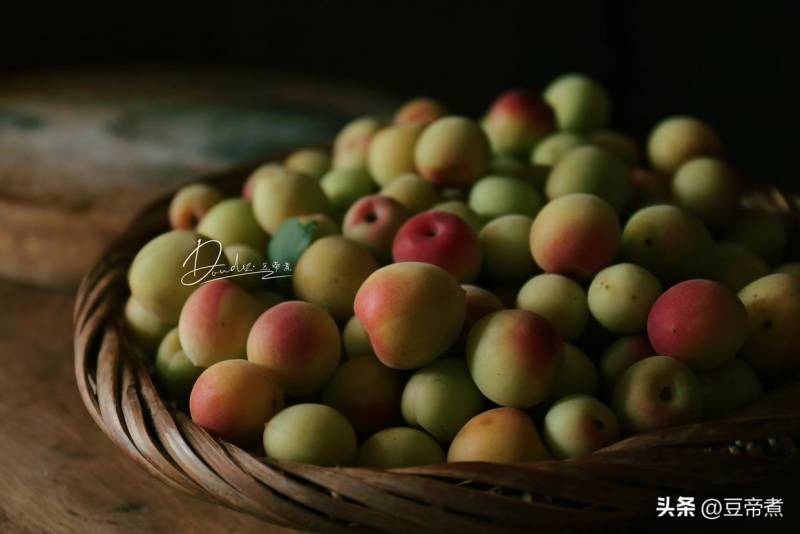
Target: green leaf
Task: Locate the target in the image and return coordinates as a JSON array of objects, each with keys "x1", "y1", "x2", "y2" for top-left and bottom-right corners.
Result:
[{"x1": 267, "y1": 218, "x2": 319, "y2": 294}]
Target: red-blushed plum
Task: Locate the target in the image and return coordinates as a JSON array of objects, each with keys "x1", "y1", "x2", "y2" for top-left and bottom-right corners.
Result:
[
  {"x1": 263, "y1": 404, "x2": 356, "y2": 466},
  {"x1": 178, "y1": 279, "x2": 263, "y2": 367},
  {"x1": 224, "y1": 244, "x2": 266, "y2": 291},
  {"x1": 612, "y1": 356, "x2": 702, "y2": 434},
  {"x1": 478, "y1": 215, "x2": 537, "y2": 284},
  {"x1": 342, "y1": 315, "x2": 374, "y2": 359},
  {"x1": 392, "y1": 211, "x2": 482, "y2": 283},
  {"x1": 698, "y1": 357, "x2": 763, "y2": 419},
  {"x1": 124, "y1": 296, "x2": 174, "y2": 354},
  {"x1": 354, "y1": 262, "x2": 466, "y2": 370},
  {"x1": 292, "y1": 236, "x2": 379, "y2": 321},
  {"x1": 401, "y1": 358, "x2": 485, "y2": 443},
  {"x1": 251, "y1": 167, "x2": 328, "y2": 235},
  {"x1": 647, "y1": 116, "x2": 723, "y2": 175},
  {"x1": 543, "y1": 394, "x2": 620, "y2": 459},
  {"x1": 461, "y1": 284, "x2": 505, "y2": 334},
  {"x1": 333, "y1": 116, "x2": 384, "y2": 171},
  {"x1": 247, "y1": 301, "x2": 341, "y2": 396},
  {"x1": 482, "y1": 89, "x2": 555, "y2": 157},
  {"x1": 620, "y1": 204, "x2": 715, "y2": 283},
  {"x1": 722, "y1": 211, "x2": 788, "y2": 266},
  {"x1": 197, "y1": 198, "x2": 269, "y2": 251},
  {"x1": 710, "y1": 242, "x2": 770, "y2": 293},
  {"x1": 284, "y1": 147, "x2": 331, "y2": 180},
  {"x1": 530, "y1": 131, "x2": 587, "y2": 166},
  {"x1": 319, "y1": 167, "x2": 376, "y2": 217},
  {"x1": 590, "y1": 130, "x2": 640, "y2": 166},
  {"x1": 516, "y1": 273, "x2": 589, "y2": 341},
  {"x1": 323, "y1": 357, "x2": 403, "y2": 436},
  {"x1": 357, "y1": 427, "x2": 445, "y2": 468},
  {"x1": 588, "y1": 263, "x2": 663, "y2": 334},
  {"x1": 168, "y1": 183, "x2": 224, "y2": 230},
  {"x1": 467, "y1": 309, "x2": 563, "y2": 407},
  {"x1": 599, "y1": 336, "x2": 653, "y2": 398},
  {"x1": 468, "y1": 175, "x2": 544, "y2": 219},
  {"x1": 128, "y1": 230, "x2": 224, "y2": 323},
  {"x1": 155, "y1": 327, "x2": 204, "y2": 404},
  {"x1": 545, "y1": 146, "x2": 633, "y2": 213},
  {"x1": 544, "y1": 73, "x2": 611, "y2": 133},
  {"x1": 380, "y1": 173, "x2": 441, "y2": 213},
  {"x1": 414, "y1": 116, "x2": 491, "y2": 187},
  {"x1": 631, "y1": 167, "x2": 671, "y2": 208},
  {"x1": 447, "y1": 407, "x2": 550, "y2": 463},
  {"x1": 672, "y1": 158, "x2": 741, "y2": 228},
  {"x1": 647, "y1": 279, "x2": 747, "y2": 370},
  {"x1": 367, "y1": 123, "x2": 426, "y2": 186},
  {"x1": 529, "y1": 194, "x2": 621, "y2": 280},
  {"x1": 738, "y1": 274, "x2": 800, "y2": 377},
  {"x1": 342, "y1": 194, "x2": 409, "y2": 263},
  {"x1": 393, "y1": 97, "x2": 448, "y2": 125},
  {"x1": 549, "y1": 344, "x2": 599, "y2": 399},
  {"x1": 189, "y1": 359, "x2": 283, "y2": 447},
  {"x1": 429, "y1": 201, "x2": 483, "y2": 233}
]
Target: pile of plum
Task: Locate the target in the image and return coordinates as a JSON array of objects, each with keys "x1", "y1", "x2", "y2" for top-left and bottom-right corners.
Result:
[{"x1": 124, "y1": 74, "x2": 800, "y2": 467}]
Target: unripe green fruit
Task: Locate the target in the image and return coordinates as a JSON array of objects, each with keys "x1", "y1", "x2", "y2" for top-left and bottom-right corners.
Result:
[
  {"x1": 401, "y1": 358, "x2": 485, "y2": 443},
  {"x1": 263, "y1": 404, "x2": 357, "y2": 466},
  {"x1": 588, "y1": 263, "x2": 663, "y2": 334},
  {"x1": 357, "y1": 427, "x2": 445, "y2": 468}
]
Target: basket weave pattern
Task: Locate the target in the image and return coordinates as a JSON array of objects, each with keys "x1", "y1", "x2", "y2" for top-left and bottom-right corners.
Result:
[{"x1": 74, "y1": 161, "x2": 800, "y2": 532}]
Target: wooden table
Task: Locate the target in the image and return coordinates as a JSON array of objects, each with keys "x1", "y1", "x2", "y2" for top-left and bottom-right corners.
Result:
[{"x1": 0, "y1": 279, "x2": 293, "y2": 533}]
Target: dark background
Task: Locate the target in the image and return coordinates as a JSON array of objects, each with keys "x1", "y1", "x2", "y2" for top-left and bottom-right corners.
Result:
[{"x1": 2, "y1": 0, "x2": 798, "y2": 191}]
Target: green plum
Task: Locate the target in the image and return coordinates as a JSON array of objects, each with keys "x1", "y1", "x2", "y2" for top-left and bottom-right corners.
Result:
[
  {"x1": 672, "y1": 158, "x2": 740, "y2": 228},
  {"x1": 401, "y1": 358, "x2": 485, "y2": 443},
  {"x1": 468, "y1": 175, "x2": 544, "y2": 219},
  {"x1": 478, "y1": 215, "x2": 537, "y2": 283},
  {"x1": 530, "y1": 131, "x2": 587, "y2": 166},
  {"x1": 263, "y1": 404, "x2": 357, "y2": 466},
  {"x1": 544, "y1": 73, "x2": 611, "y2": 132},
  {"x1": 517, "y1": 273, "x2": 589, "y2": 340},
  {"x1": 588, "y1": 263, "x2": 663, "y2": 334},
  {"x1": 357, "y1": 427, "x2": 445, "y2": 468},
  {"x1": 545, "y1": 146, "x2": 633, "y2": 213}
]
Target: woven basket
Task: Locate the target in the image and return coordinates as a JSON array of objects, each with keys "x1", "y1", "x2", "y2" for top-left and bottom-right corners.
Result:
[{"x1": 74, "y1": 157, "x2": 800, "y2": 532}]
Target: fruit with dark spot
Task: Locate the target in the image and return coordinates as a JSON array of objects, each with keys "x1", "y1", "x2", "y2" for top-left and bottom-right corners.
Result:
[
  {"x1": 647, "y1": 279, "x2": 747, "y2": 369},
  {"x1": 543, "y1": 394, "x2": 620, "y2": 458},
  {"x1": 738, "y1": 274, "x2": 800, "y2": 377},
  {"x1": 612, "y1": 356, "x2": 703, "y2": 434},
  {"x1": 588, "y1": 263, "x2": 662, "y2": 334}
]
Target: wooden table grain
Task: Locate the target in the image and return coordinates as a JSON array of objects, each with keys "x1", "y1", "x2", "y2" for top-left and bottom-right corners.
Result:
[{"x1": 0, "y1": 279, "x2": 295, "y2": 533}]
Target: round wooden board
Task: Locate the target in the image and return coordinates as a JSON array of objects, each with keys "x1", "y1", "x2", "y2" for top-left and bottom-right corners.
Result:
[{"x1": 0, "y1": 64, "x2": 396, "y2": 288}]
